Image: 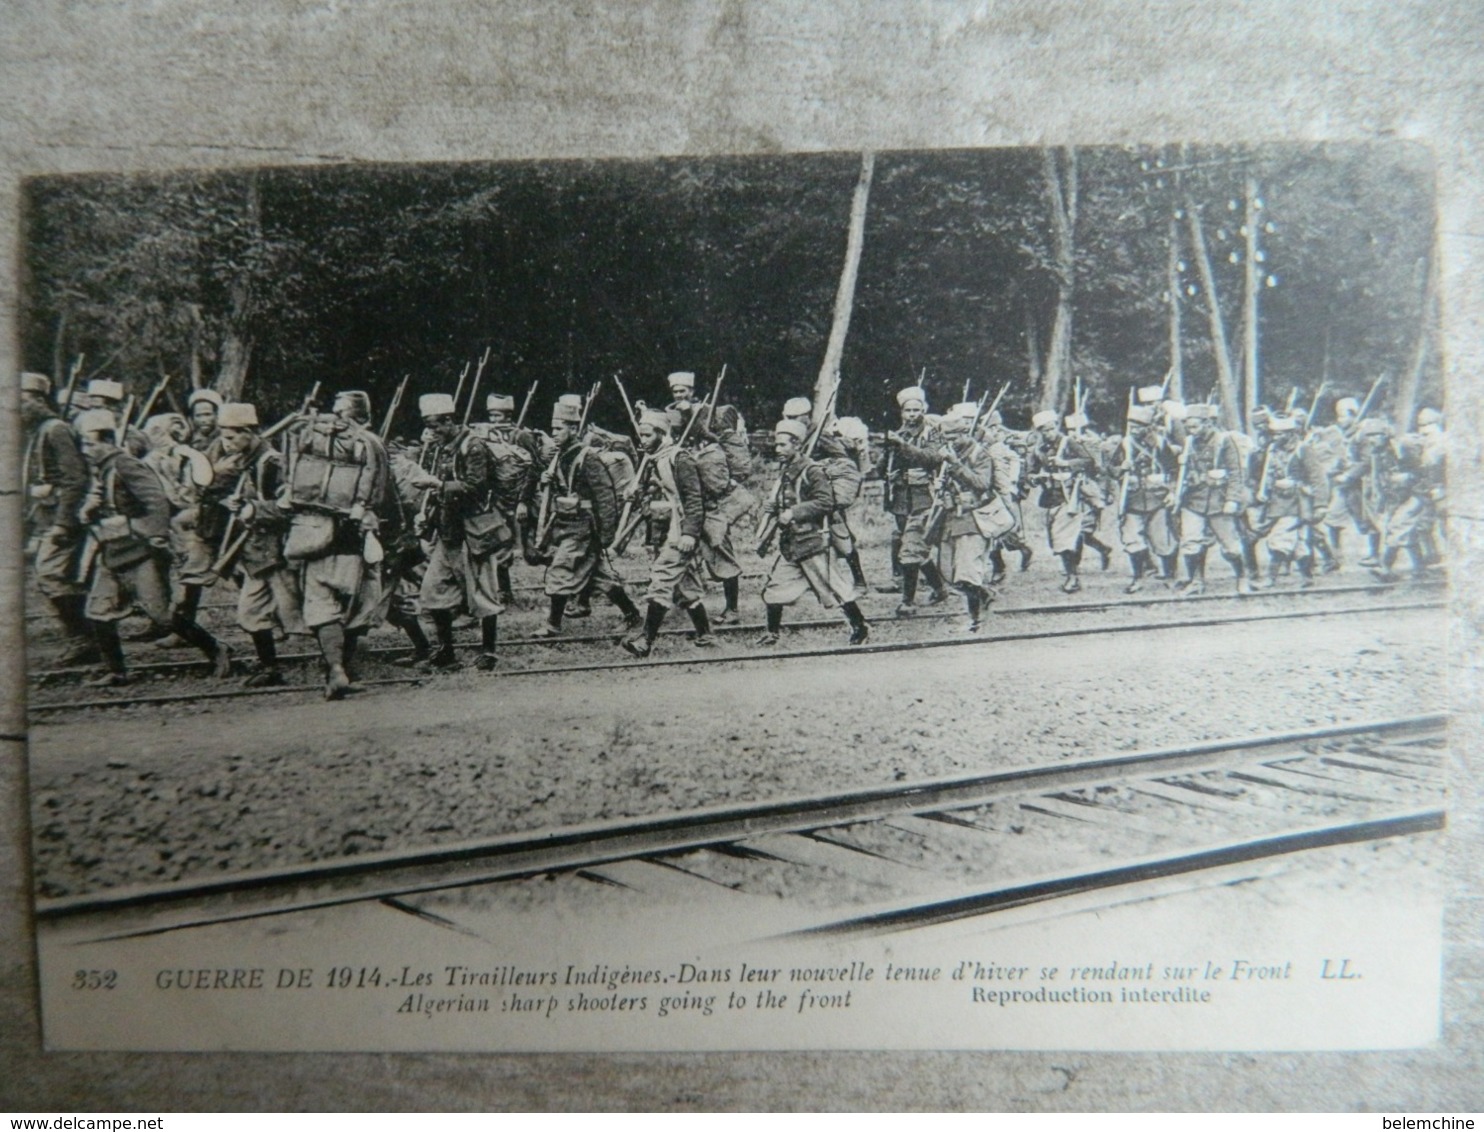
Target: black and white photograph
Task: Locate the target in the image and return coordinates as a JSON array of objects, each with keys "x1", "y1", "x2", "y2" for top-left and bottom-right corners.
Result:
[{"x1": 14, "y1": 143, "x2": 1451, "y2": 1053}]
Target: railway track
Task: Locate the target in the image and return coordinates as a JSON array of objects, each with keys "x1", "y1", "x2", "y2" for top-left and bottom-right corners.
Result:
[
  {"x1": 38, "y1": 715, "x2": 1446, "y2": 947},
  {"x1": 26, "y1": 593, "x2": 1444, "y2": 716},
  {"x1": 26, "y1": 576, "x2": 1437, "y2": 685}
]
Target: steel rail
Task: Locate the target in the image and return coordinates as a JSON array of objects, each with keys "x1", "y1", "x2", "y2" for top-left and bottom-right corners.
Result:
[
  {"x1": 27, "y1": 598, "x2": 1447, "y2": 715},
  {"x1": 35, "y1": 715, "x2": 1444, "y2": 941}
]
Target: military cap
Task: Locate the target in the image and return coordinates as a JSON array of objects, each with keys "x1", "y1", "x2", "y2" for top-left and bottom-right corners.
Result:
[
  {"x1": 938, "y1": 413, "x2": 971, "y2": 435},
  {"x1": 188, "y1": 388, "x2": 224, "y2": 409},
  {"x1": 74, "y1": 408, "x2": 118, "y2": 435},
  {"x1": 1185, "y1": 403, "x2": 1219, "y2": 420},
  {"x1": 1335, "y1": 396, "x2": 1360, "y2": 417},
  {"x1": 774, "y1": 419, "x2": 809, "y2": 442},
  {"x1": 552, "y1": 400, "x2": 583, "y2": 425},
  {"x1": 667, "y1": 371, "x2": 696, "y2": 391},
  {"x1": 835, "y1": 416, "x2": 868, "y2": 442},
  {"x1": 419, "y1": 393, "x2": 456, "y2": 418},
  {"x1": 1267, "y1": 415, "x2": 1297, "y2": 433},
  {"x1": 896, "y1": 386, "x2": 928, "y2": 410},
  {"x1": 1416, "y1": 407, "x2": 1442, "y2": 426},
  {"x1": 949, "y1": 401, "x2": 979, "y2": 419},
  {"x1": 335, "y1": 390, "x2": 373, "y2": 422},
  {"x1": 1162, "y1": 400, "x2": 1188, "y2": 420},
  {"x1": 1031, "y1": 410, "x2": 1058, "y2": 429},
  {"x1": 219, "y1": 402, "x2": 259, "y2": 429},
  {"x1": 87, "y1": 379, "x2": 124, "y2": 401},
  {"x1": 1137, "y1": 385, "x2": 1165, "y2": 404},
  {"x1": 557, "y1": 393, "x2": 584, "y2": 409},
  {"x1": 1064, "y1": 412, "x2": 1089, "y2": 430},
  {"x1": 20, "y1": 372, "x2": 51, "y2": 395},
  {"x1": 1127, "y1": 405, "x2": 1156, "y2": 425},
  {"x1": 783, "y1": 396, "x2": 812, "y2": 419},
  {"x1": 486, "y1": 392, "x2": 516, "y2": 412},
  {"x1": 1357, "y1": 418, "x2": 1391, "y2": 437},
  {"x1": 639, "y1": 406, "x2": 675, "y2": 431}
]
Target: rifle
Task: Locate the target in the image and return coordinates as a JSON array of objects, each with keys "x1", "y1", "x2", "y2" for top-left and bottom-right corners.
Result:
[
  {"x1": 213, "y1": 468, "x2": 254, "y2": 566},
  {"x1": 210, "y1": 529, "x2": 250, "y2": 577},
  {"x1": 755, "y1": 381, "x2": 839, "y2": 556},
  {"x1": 1355, "y1": 373, "x2": 1387, "y2": 425},
  {"x1": 614, "y1": 374, "x2": 642, "y2": 438},
  {"x1": 515, "y1": 381, "x2": 538, "y2": 429},
  {"x1": 1173, "y1": 434, "x2": 1194, "y2": 507},
  {"x1": 1304, "y1": 381, "x2": 1328, "y2": 434},
  {"x1": 450, "y1": 360, "x2": 472, "y2": 414},
  {"x1": 1285, "y1": 386, "x2": 1299, "y2": 414},
  {"x1": 262, "y1": 381, "x2": 322, "y2": 442},
  {"x1": 1256, "y1": 442, "x2": 1275, "y2": 504},
  {"x1": 118, "y1": 396, "x2": 136, "y2": 441},
  {"x1": 461, "y1": 348, "x2": 492, "y2": 427},
  {"x1": 379, "y1": 374, "x2": 410, "y2": 440},
  {"x1": 678, "y1": 365, "x2": 726, "y2": 447},
  {"x1": 616, "y1": 374, "x2": 724, "y2": 552},
  {"x1": 134, "y1": 374, "x2": 171, "y2": 425},
  {"x1": 58, "y1": 354, "x2": 85, "y2": 414},
  {"x1": 1118, "y1": 387, "x2": 1136, "y2": 515},
  {"x1": 923, "y1": 386, "x2": 997, "y2": 542}
]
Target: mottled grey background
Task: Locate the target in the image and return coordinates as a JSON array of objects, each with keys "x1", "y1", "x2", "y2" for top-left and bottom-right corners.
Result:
[{"x1": 2, "y1": 0, "x2": 1480, "y2": 1111}]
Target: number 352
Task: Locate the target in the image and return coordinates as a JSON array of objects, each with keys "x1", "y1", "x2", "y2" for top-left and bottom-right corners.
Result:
[{"x1": 73, "y1": 969, "x2": 117, "y2": 990}]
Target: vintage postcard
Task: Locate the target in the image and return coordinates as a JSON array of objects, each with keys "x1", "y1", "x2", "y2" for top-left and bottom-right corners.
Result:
[{"x1": 19, "y1": 143, "x2": 1447, "y2": 1051}]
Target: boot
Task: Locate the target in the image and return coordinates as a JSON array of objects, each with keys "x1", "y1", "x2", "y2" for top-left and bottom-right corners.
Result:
[
  {"x1": 896, "y1": 564, "x2": 921, "y2": 617},
  {"x1": 921, "y1": 561, "x2": 949, "y2": 605},
  {"x1": 845, "y1": 550, "x2": 868, "y2": 591},
  {"x1": 877, "y1": 532, "x2": 904, "y2": 592},
  {"x1": 1058, "y1": 551, "x2": 1080, "y2": 594},
  {"x1": 622, "y1": 601, "x2": 668, "y2": 657},
  {"x1": 1317, "y1": 528, "x2": 1341, "y2": 573},
  {"x1": 688, "y1": 602, "x2": 716, "y2": 648},
  {"x1": 496, "y1": 563, "x2": 516, "y2": 607},
  {"x1": 1158, "y1": 553, "x2": 1177, "y2": 583},
  {"x1": 567, "y1": 579, "x2": 594, "y2": 618},
  {"x1": 843, "y1": 601, "x2": 870, "y2": 646},
  {"x1": 961, "y1": 585, "x2": 983, "y2": 632},
  {"x1": 1358, "y1": 532, "x2": 1381, "y2": 568},
  {"x1": 1297, "y1": 554, "x2": 1316, "y2": 589},
  {"x1": 244, "y1": 628, "x2": 284, "y2": 687},
  {"x1": 1087, "y1": 535, "x2": 1113, "y2": 571},
  {"x1": 1372, "y1": 547, "x2": 1401, "y2": 583},
  {"x1": 608, "y1": 585, "x2": 643, "y2": 633},
  {"x1": 533, "y1": 594, "x2": 567, "y2": 638},
  {"x1": 1262, "y1": 554, "x2": 1286, "y2": 589},
  {"x1": 387, "y1": 609, "x2": 431, "y2": 666},
  {"x1": 420, "y1": 609, "x2": 461, "y2": 671},
  {"x1": 1177, "y1": 553, "x2": 1206, "y2": 596},
  {"x1": 756, "y1": 603, "x2": 784, "y2": 646},
  {"x1": 316, "y1": 622, "x2": 355, "y2": 699},
  {"x1": 715, "y1": 576, "x2": 742, "y2": 624},
  {"x1": 475, "y1": 615, "x2": 499, "y2": 670},
  {"x1": 988, "y1": 548, "x2": 1007, "y2": 586},
  {"x1": 1124, "y1": 550, "x2": 1150, "y2": 594},
  {"x1": 53, "y1": 594, "x2": 102, "y2": 665},
  {"x1": 1227, "y1": 552, "x2": 1258, "y2": 595},
  {"x1": 86, "y1": 620, "x2": 131, "y2": 686},
  {"x1": 172, "y1": 608, "x2": 230, "y2": 677}
]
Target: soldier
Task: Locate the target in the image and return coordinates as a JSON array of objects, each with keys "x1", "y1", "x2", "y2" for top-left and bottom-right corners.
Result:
[
  {"x1": 620, "y1": 408, "x2": 715, "y2": 657},
  {"x1": 138, "y1": 411, "x2": 217, "y2": 644},
  {"x1": 1024, "y1": 409, "x2": 1102, "y2": 593},
  {"x1": 188, "y1": 388, "x2": 224, "y2": 451},
  {"x1": 783, "y1": 396, "x2": 869, "y2": 596},
  {"x1": 381, "y1": 439, "x2": 437, "y2": 666},
  {"x1": 415, "y1": 392, "x2": 508, "y2": 671},
  {"x1": 85, "y1": 379, "x2": 149, "y2": 456},
  {"x1": 978, "y1": 408, "x2": 1034, "y2": 585},
  {"x1": 281, "y1": 390, "x2": 389, "y2": 700},
  {"x1": 1309, "y1": 395, "x2": 1365, "y2": 567},
  {"x1": 1252, "y1": 414, "x2": 1327, "y2": 588},
  {"x1": 1374, "y1": 410, "x2": 1444, "y2": 581},
  {"x1": 1109, "y1": 401, "x2": 1181, "y2": 592},
  {"x1": 757, "y1": 419, "x2": 870, "y2": 646},
  {"x1": 876, "y1": 385, "x2": 949, "y2": 614},
  {"x1": 74, "y1": 408, "x2": 231, "y2": 686},
  {"x1": 533, "y1": 396, "x2": 642, "y2": 638},
  {"x1": 1173, "y1": 403, "x2": 1255, "y2": 595},
  {"x1": 1065, "y1": 410, "x2": 1115, "y2": 570},
  {"x1": 478, "y1": 390, "x2": 543, "y2": 602},
  {"x1": 930, "y1": 403, "x2": 1006, "y2": 632},
  {"x1": 20, "y1": 372, "x2": 97, "y2": 664},
  {"x1": 1333, "y1": 416, "x2": 1392, "y2": 571},
  {"x1": 215, "y1": 402, "x2": 306, "y2": 685}
]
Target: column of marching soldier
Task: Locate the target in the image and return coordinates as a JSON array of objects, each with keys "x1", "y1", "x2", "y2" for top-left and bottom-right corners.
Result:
[{"x1": 20, "y1": 369, "x2": 1447, "y2": 700}]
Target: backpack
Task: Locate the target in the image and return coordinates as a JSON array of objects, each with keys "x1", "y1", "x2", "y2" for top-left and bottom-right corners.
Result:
[
  {"x1": 692, "y1": 442, "x2": 733, "y2": 501},
  {"x1": 820, "y1": 454, "x2": 864, "y2": 509},
  {"x1": 594, "y1": 447, "x2": 636, "y2": 501},
  {"x1": 284, "y1": 414, "x2": 378, "y2": 514}
]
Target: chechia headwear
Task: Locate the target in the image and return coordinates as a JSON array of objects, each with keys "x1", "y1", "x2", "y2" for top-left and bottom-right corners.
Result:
[
  {"x1": 782, "y1": 396, "x2": 812, "y2": 419},
  {"x1": 948, "y1": 401, "x2": 979, "y2": 420},
  {"x1": 667, "y1": 371, "x2": 696, "y2": 392},
  {"x1": 143, "y1": 414, "x2": 185, "y2": 445},
  {"x1": 188, "y1": 388, "x2": 224, "y2": 410},
  {"x1": 1267, "y1": 415, "x2": 1298, "y2": 434},
  {"x1": 774, "y1": 419, "x2": 809, "y2": 442},
  {"x1": 896, "y1": 386, "x2": 927, "y2": 410},
  {"x1": 1162, "y1": 399, "x2": 1188, "y2": 420},
  {"x1": 1031, "y1": 409, "x2": 1058, "y2": 429},
  {"x1": 74, "y1": 408, "x2": 118, "y2": 435},
  {"x1": 557, "y1": 393, "x2": 584, "y2": 409},
  {"x1": 219, "y1": 402, "x2": 260, "y2": 429},
  {"x1": 1137, "y1": 385, "x2": 1165, "y2": 404},
  {"x1": 552, "y1": 400, "x2": 583, "y2": 425},
  {"x1": 1064, "y1": 412, "x2": 1089, "y2": 430},
  {"x1": 336, "y1": 390, "x2": 373, "y2": 422},
  {"x1": 1335, "y1": 396, "x2": 1360, "y2": 417},
  {"x1": 938, "y1": 413, "x2": 970, "y2": 435},
  {"x1": 20, "y1": 372, "x2": 51, "y2": 395},
  {"x1": 1416, "y1": 407, "x2": 1443, "y2": 427},
  {"x1": 486, "y1": 392, "x2": 516, "y2": 412},
  {"x1": 87, "y1": 379, "x2": 124, "y2": 402},
  {"x1": 419, "y1": 393, "x2": 456, "y2": 419},
  {"x1": 1185, "y1": 403, "x2": 1219, "y2": 420},
  {"x1": 1127, "y1": 405, "x2": 1156, "y2": 425},
  {"x1": 639, "y1": 407, "x2": 675, "y2": 431},
  {"x1": 1357, "y1": 418, "x2": 1391, "y2": 438},
  {"x1": 835, "y1": 416, "x2": 868, "y2": 442}
]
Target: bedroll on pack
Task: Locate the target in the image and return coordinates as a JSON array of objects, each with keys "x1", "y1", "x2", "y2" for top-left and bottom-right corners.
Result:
[
  {"x1": 285, "y1": 415, "x2": 376, "y2": 514},
  {"x1": 595, "y1": 447, "x2": 636, "y2": 500},
  {"x1": 822, "y1": 455, "x2": 864, "y2": 509},
  {"x1": 693, "y1": 442, "x2": 733, "y2": 502}
]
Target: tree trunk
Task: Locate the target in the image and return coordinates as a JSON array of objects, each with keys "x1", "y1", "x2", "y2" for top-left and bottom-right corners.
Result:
[
  {"x1": 1024, "y1": 299, "x2": 1043, "y2": 389},
  {"x1": 51, "y1": 310, "x2": 68, "y2": 384},
  {"x1": 1185, "y1": 200, "x2": 1241, "y2": 429},
  {"x1": 812, "y1": 151, "x2": 874, "y2": 423},
  {"x1": 213, "y1": 172, "x2": 261, "y2": 400},
  {"x1": 1395, "y1": 246, "x2": 1440, "y2": 430},
  {"x1": 1166, "y1": 216, "x2": 1183, "y2": 399},
  {"x1": 1040, "y1": 147, "x2": 1077, "y2": 412},
  {"x1": 1241, "y1": 176, "x2": 1261, "y2": 429}
]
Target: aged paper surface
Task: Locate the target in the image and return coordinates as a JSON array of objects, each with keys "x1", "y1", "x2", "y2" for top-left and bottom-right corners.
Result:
[{"x1": 3, "y1": 0, "x2": 1481, "y2": 1110}]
